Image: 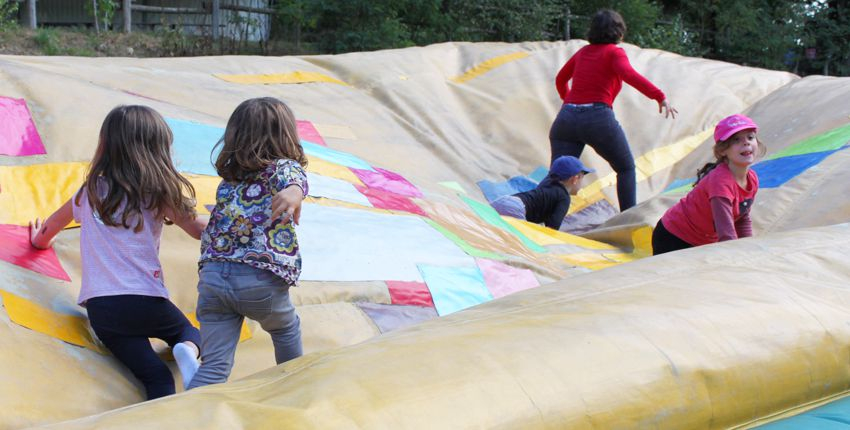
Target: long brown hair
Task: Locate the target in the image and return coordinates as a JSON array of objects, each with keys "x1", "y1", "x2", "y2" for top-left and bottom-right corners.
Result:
[
  {"x1": 76, "y1": 105, "x2": 196, "y2": 232},
  {"x1": 214, "y1": 97, "x2": 308, "y2": 182},
  {"x1": 694, "y1": 134, "x2": 766, "y2": 186}
]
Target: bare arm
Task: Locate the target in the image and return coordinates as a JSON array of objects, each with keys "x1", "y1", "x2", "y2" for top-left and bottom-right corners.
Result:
[
  {"x1": 271, "y1": 185, "x2": 305, "y2": 225},
  {"x1": 30, "y1": 199, "x2": 75, "y2": 249},
  {"x1": 164, "y1": 207, "x2": 208, "y2": 240}
]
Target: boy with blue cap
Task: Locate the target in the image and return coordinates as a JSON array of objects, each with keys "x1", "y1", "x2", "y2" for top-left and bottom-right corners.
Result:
[{"x1": 491, "y1": 155, "x2": 594, "y2": 229}]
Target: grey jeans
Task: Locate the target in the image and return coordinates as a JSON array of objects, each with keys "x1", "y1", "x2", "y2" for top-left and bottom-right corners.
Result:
[{"x1": 187, "y1": 261, "x2": 302, "y2": 389}]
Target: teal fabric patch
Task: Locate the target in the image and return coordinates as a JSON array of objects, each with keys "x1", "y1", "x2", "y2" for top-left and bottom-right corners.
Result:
[
  {"x1": 168, "y1": 118, "x2": 224, "y2": 176},
  {"x1": 418, "y1": 265, "x2": 492, "y2": 316}
]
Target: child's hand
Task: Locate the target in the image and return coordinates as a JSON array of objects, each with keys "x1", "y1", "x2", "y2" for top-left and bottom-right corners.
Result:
[
  {"x1": 659, "y1": 99, "x2": 678, "y2": 119},
  {"x1": 272, "y1": 185, "x2": 304, "y2": 225},
  {"x1": 29, "y1": 218, "x2": 54, "y2": 250}
]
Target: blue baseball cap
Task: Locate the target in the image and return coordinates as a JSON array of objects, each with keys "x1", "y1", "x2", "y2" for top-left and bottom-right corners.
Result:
[{"x1": 550, "y1": 155, "x2": 594, "y2": 180}]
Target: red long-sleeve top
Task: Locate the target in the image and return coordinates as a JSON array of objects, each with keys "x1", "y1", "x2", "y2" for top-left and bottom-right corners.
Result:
[{"x1": 556, "y1": 43, "x2": 665, "y2": 106}]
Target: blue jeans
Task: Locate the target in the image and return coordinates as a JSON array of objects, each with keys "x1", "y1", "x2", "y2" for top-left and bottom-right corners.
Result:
[
  {"x1": 187, "y1": 261, "x2": 302, "y2": 389},
  {"x1": 549, "y1": 103, "x2": 636, "y2": 211}
]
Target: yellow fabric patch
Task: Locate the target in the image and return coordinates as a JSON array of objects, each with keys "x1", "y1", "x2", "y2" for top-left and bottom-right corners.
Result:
[
  {"x1": 185, "y1": 174, "x2": 221, "y2": 215},
  {"x1": 0, "y1": 162, "x2": 88, "y2": 227},
  {"x1": 186, "y1": 312, "x2": 252, "y2": 342},
  {"x1": 573, "y1": 129, "x2": 713, "y2": 212},
  {"x1": 0, "y1": 290, "x2": 252, "y2": 353},
  {"x1": 451, "y1": 52, "x2": 531, "y2": 84},
  {"x1": 214, "y1": 71, "x2": 349, "y2": 86},
  {"x1": 501, "y1": 216, "x2": 617, "y2": 250},
  {"x1": 555, "y1": 253, "x2": 622, "y2": 271},
  {"x1": 0, "y1": 290, "x2": 104, "y2": 352},
  {"x1": 306, "y1": 156, "x2": 362, "y2": 184},
  {"x1": 634, "y1": 129, "x2": 713, "y2": 179},
  {"x1": 600, "y1": 252, "x2": 641, "y2": 264},
  {"x1": 631, "y1": 225, "x2": 654, "y2": 256}
]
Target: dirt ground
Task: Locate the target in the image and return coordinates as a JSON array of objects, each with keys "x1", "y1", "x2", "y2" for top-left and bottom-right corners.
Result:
[{"x1": 0, "y1": 27, "x2": 284, "y2": 57}]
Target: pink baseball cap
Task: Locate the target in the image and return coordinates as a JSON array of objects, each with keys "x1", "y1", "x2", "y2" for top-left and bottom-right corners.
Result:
[{"x1": 714, "y1": 114, "x2": 758, "y2": 143}]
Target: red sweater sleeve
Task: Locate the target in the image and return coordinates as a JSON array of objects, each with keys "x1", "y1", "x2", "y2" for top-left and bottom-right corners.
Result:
[
  {"x1": 610, "y1": 48, "x2": 665, "y2": 102},
  {"x1": 710, "y1": 197, "x2": 738, "y2": 241},
  {"x1": 555, "y1": 56, "x2": 576, "y2": 101},
  {"x1": 735, "y1": 212, "x2": 753, "y2": 238}
]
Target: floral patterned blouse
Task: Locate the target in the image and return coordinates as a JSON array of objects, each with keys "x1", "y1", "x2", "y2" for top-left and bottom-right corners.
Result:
[{"x1": 199, "y1": 159, "x2": 309, "y2": 285}]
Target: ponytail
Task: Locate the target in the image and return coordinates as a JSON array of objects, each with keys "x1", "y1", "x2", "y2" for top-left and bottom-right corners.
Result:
[{"x1": 693, "y1": 162, "x2": 721, "y2": 187}]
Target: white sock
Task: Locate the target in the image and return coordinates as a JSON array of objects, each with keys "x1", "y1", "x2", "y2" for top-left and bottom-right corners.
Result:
[{"x1": 173, "y1": 342, "x2": 200, "y2": 390}]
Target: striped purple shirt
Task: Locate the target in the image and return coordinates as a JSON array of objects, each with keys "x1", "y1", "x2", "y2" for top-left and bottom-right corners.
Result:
[{"x1": 72, "y1": 179, "x2": 168, "y2": 306}]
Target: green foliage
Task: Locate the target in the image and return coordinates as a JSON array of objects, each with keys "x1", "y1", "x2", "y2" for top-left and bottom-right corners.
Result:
[
  {"x1": 800, "y1": 0, "x2": 850, "y2": 76},
  {"x1": 268, "y1": 0, "x2": 847, "y2": 76},
  {"x1": 442, "y1": 0, "x2": 564, "y2": 42},
  {"x1": 34, "y1": 28, "x2": 61, "y2": 55},
  {"x1": 84, "y1": 0, "x2": 118, "y2": 31},
  {"x1": 0, "y1": 0, "x2": 18, "y2": 31}
]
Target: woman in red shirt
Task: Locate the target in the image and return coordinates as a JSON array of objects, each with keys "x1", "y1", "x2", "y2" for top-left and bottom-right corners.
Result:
[{"x1": 550, "y1": 9, "x2": 677, "y2": 212}]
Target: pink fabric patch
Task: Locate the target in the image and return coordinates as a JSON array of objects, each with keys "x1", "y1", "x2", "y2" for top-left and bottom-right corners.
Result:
[
  {"x1": 297, "y1": 120, "x2": 326, "y2": 146},
  {"x1": 387, "y1": 280, "x2": 434, "y2": 307},
  {"x1": 0, "y1": 97, "x2": 46, "y2": 156},
  {"x1": 352, "y1": 167, "x2": 422, "y2": 198},
  {"x1": 0, "y1": 224, "x2": 71, "y2": 282},
  {"x1": 355, "y1": 185, "x2": 428, "y2": 217},
  {"x1": 475, "y1": 258, "x2": 539, "y2": 299}
]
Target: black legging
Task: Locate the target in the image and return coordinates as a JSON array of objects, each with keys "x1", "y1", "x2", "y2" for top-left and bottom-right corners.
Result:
[
  {"x1": 87, "y1": 295, "x2": 200, "y2": 400},
  {"x1": 651, "y1": 219, "x2": 693, "y2": 255},
  {"x1": 549, "y1": 103, "x2": 637, "y2": 211}
]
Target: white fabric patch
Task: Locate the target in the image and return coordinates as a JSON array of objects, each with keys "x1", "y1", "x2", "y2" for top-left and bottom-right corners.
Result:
[
  {"x1": 307, "y1": 173, "x2": 372, "y2": 207},
  {"x1": 298, "y1": 203, "x2": 475, "y2": 281}
]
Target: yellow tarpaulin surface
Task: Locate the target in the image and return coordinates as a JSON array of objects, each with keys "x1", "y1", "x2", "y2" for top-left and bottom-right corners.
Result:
[
  {"x1": 43, "y1": 225, "x2": 850, "y2": 429},
  {"x1": 5, "y1": 39, "x2": 850, "y2": 429},
  {"x1": 214, "y1": 71, "x2": 349, "y2": 86}
]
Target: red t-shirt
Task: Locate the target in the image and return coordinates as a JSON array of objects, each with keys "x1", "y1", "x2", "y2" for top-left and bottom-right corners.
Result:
[
  {"x1": 555, "y1": 43, "x2": 665, "y2": 106},
  {"x1": 661, "y1": 163, "x2": 759, "y2": 246}
]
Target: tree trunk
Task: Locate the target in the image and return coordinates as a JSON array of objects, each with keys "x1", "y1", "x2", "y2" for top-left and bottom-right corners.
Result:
[
  {"x1": 26, "y1": 0, "x2": 36, "y2": 29},
  {"x1": 123, "y1": 0, "x2": 131, "y2": 33},
  {"x1": 92, "y1": 0, "x2": 100, "y2": 34},
  {"x1": 212, "y1": 0, "x2": 221, "y2": 40}
]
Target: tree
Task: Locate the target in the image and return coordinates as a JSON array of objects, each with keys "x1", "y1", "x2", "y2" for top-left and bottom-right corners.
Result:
[{"x1": 800, "y1": 0, "x2": 850, "y2": 75}]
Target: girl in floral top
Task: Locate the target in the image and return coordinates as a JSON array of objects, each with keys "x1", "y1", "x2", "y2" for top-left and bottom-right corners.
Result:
[{"x1": 187, "y1": 98, "x2": 309, "y2": 389}]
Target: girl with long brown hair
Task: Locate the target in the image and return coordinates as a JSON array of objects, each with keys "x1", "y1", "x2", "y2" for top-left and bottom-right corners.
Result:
[{"x1": 30, "y1": 105, "x2": 207, "y2": 400}]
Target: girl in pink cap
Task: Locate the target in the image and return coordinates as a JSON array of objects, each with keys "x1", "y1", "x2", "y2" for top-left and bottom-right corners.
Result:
[{"x1": 652, "y1": 114, "x2": 765, "y2": 255}]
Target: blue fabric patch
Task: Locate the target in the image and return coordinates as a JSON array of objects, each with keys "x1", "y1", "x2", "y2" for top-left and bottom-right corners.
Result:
[
  {"x1": 418, "y1": 265, "x2": 492, "y2": 316},
  {"x1": 756, "y1": 395, "x2": 850, "y2": 429},
  {"x1": 477, "y1": 175, "x2": 538, "y2": 203},
  {"x1": 752, "y1": 149, "x2": 840, "y2": 188},
  {"x1": 168, "y1": 118, "x2": 225, "y2": 176},
  {"x1": 301, "y1": 140, "x2": 374, "y2": 171},
  {"x1": 662, "y1": 177, "x2": 695, "y2": 193},
  {"x1": 528, "y1": 166, "x2": 549, "y2": 183}
]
